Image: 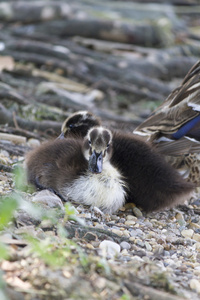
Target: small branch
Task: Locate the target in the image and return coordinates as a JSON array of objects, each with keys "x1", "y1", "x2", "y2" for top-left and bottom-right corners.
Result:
[{"x1": 125, "y1": 281, "x2": 186, "y2": 300}]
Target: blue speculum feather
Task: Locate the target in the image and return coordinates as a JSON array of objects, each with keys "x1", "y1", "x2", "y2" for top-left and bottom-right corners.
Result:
[{"x1": 172, "y1": 115, "x2": 200, "y2": 139}]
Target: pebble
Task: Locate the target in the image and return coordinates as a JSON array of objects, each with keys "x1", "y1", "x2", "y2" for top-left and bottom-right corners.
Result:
[
  {"x1": 110, "y1": 215, "x2": 120, "y2": 221},
  {"x1": 124, "y1": 220, "x2": 136, "y2": 226},
  {"x1": 94, "y1": 223, "x2": 104, "y2": 230},
  {"x1": 99, "y1": 240, "x2": 120, "y2": 258},
  {"x1": 153, "y1": 244, "x2": 164, "y2": 255},
  {"x1": 190, "y1": 279, "x2": 200, "y2": 294},
  {"x1": 176, "y1": 212, "x2": 186, "y2": 226},
  {"x1": 132, "y1": 207, "x2": 143, "y2": 217},
  {"x1": 0, "y1": 175, "x2": 7, "y2": 181},
  {"x1": 135, "y1": 229, "x2": 144, "y2": 236},
  {"x1": 126, "y1": 215, "x2": 137, "y2": 221},
  {"x1": 193, "y1": 233, "x2": 200, "y2": 242},
  {"x1": 135, "y1": 239, "x2": 145, "y2": 248},
  {"x1": 111, "y1": 229, "x2": 123, "y2": 237},
  {"x1": 131, "y1": 255, "x2": 144, "y2": 263},
  {"x1": 120, "y1": 241, "x2": 131, "y2": 250},
  {"x1": 195, "y1": 242, "x2": 200, "y2": 251},
  {"x1": 181, "y1": 229, "x2": 194, "y2": 239},
  {"x1": 122, "y1": 230, "x2": 130, "y2": 237},
  {"x1": 189, "y1": 223, "x2": 200, "y2": 230},
  {"x1": 118, "y1": 218, "x2": 125, "y2": 223},
  {"x1": 121, "y1": 249, "x2": 129, "y2": 256},
  {"x1": 144, "y1": 241, "x2": 152, "y2": 251},
  {"x1": 32, "y1": 190, "x2": 64, "y2": 209},
  {"x1": 27, "y1": 138, "x2": 41, "y2": 148}
]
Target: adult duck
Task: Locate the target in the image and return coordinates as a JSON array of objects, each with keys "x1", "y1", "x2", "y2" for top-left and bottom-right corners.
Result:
[{"x1": 134, "y1": 60, "x2": 200, "y2": 183}]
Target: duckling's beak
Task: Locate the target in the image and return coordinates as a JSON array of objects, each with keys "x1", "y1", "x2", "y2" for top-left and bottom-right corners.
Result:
[
  {"x1": 57, "y1": 131, "x2": 65, "y2": 140},
  {"x1": 88, "y1": 150, "x2": 103, "y2": 173}
]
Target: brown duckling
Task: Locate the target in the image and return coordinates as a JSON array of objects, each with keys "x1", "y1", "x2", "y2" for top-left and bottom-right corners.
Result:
[
  {"x1": 111, "y1": 131, "x2": 194, "y2": 212},
  {"x1": 26, "y1": 126, "x2": 194, "y2": 214},
  {"x1": 58, "y1": 111, "x2": 101, "y2": 139},
  {"x1": 26, "y1": 127, "x2": 126, "y2": 214}
]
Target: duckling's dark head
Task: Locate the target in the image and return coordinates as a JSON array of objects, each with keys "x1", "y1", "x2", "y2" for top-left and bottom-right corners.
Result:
[
  {"x1": 83, "y1": 127, "x2": 112, "y2": 174},
  {"x1": 58, "y1": 111, "x2": 101, "y2": 139}
]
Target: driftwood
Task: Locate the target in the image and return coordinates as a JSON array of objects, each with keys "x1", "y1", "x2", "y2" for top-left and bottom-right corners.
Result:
[
  {"x1": 1, "y1": 38, "x2": 198, "y2": 92},
  {"x1": 0, "y1": 2, "x2": 73, "y2": 22},
  {"x1": 0, "y1": 40, "x2": 174, "y2": 99},
  {"x1": 125, "y1": 281, "x2": 187, "y2": 300},
  {"x1": 0, "y1": 133, "x2": 26, "y2": 144},
  {"x1": 13, "y1": 19, "x2": 173, "y2": 47},
  {"x1": 0, "y1": 104, "x2": 62, "y2": 137},
  {"x1": 0, "y1": 142, "x2": 29, "y2": 156},
  {"x1": 0, "y1": 126, "x2": 41, "y2": 140},
  {"x1": 65, "y1": 223, "x2": 128, "y2": 243}
]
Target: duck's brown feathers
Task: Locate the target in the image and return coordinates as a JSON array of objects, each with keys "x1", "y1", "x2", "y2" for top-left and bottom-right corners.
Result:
[
  {"x1": 26, "y1": 138, "x2": 88, "y2": 192},
  {"x1": 111, "y1": 131, "x2": 194, "y2": 212}
]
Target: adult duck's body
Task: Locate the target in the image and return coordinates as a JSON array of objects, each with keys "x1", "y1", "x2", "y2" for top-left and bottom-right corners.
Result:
[
  {"x1": 26, "y1": 127, "x2": 194, "y2": 214},
  {"x1": 134, "y1": 60, "x2": 200, "y2": 184}
]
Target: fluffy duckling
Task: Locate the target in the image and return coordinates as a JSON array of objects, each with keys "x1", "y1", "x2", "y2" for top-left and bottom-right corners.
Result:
[
  {"x1": 26, "y1": 127, "x2": 126, "y2": 214},
  {"x1": 111, "y1": 131, "x2": 194, "y2": 212},
  {"x1": 134, "y1": 60, "x2": 200, "y2": 184},
  {"x1": 26, "y1": 126, "x2": 194, "y2": 214},
  {"x1": 58, "y1": 111, "x2": 101, "y2": 139}
]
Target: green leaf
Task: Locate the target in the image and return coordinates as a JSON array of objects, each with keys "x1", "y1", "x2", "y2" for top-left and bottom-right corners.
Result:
[
  {"x1": 13, "y1": 165, "x2": 29, "y2": 192},
  {"x1": 0, "y1": 197, "x2": 18, "y2": 230},
  {"x1": 0, "y1": 243, "x2": 9, "y2": 261}
]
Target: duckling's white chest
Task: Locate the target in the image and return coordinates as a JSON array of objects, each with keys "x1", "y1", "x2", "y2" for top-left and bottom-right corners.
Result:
[{"x1": 61, "y1": 162, "x2": 126, "y2": 214}]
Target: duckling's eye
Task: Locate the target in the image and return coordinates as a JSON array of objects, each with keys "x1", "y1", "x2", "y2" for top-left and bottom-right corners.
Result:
[
  {"x1": 88, "y1": 140, "x2": 91, "y2": 145},
  {"x1": 69, "y1": 124, "x2": 75, "y2": 129}
]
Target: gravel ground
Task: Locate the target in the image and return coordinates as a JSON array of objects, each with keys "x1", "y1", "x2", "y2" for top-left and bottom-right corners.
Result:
[{"x1": 1, "y1": 140, "x2": 200, "y2": 300}]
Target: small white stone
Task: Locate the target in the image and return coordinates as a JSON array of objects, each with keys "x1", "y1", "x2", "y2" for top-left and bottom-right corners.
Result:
[
  {"x1": 111, "y1": 229, "x2": 123, "y2": 237},
  {"x1": 122, "y1": 230, "x2": 130, "y2": 237},
  {"x1": 195, "y1": 242, "x2": 200, "y2": 251},
  {"x1": 190, "y1": 279, "x2": 200, "y2": 294},
  {"x1": 181, "y1": 229, "x2": 194, "y2": 239},
  {"x1": 145, "y1": 241, "x2": 152, "y2": 251},
  {"x1": 27, "y1": 138, "x2": 41, "y2": 148},
  {"x1": 99, "y1": 240, "x2": 120, "y2": 258},
  {"x1": 193, "y1": 233, "x2": 200, "y2": 242},
  {"x1": 121, "y1": 249, "x2": 129, "y2": 256},
  {"x1": 126, "y1": 215, "x2": 137, "y2": 221},
  {"x1": 41, "y1": 6, "x2": 55, "y2": 20},
  {"x1": 131, "y1": 255, "x2": 144, "y2": 263},
  {"x1": 124, "y1": 220, "x2": 136, "y2": 226},
  {"x1": 120, "y1": 241, "x2": 131, "y2": 250},
  {"x1": 189, "y1": 223, "x2": 200, "y2": 230}
]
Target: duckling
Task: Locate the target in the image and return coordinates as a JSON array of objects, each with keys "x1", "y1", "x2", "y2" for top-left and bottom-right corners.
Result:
[
  {"x1": 134, "y1": 60, "x2": 200, "y2": 184},
  {"x1": 26, "y1": 127, "x2": 126, "y2": 214},
  {"x1": 58, "y1": 111, "x2": 101, "y2": 139},
  {"x1": 111, "y1": 131, "x2": 194, "y2": 212},
  {"x1": 26, "y1": 126, "x2": 194, "y2": 214}
]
